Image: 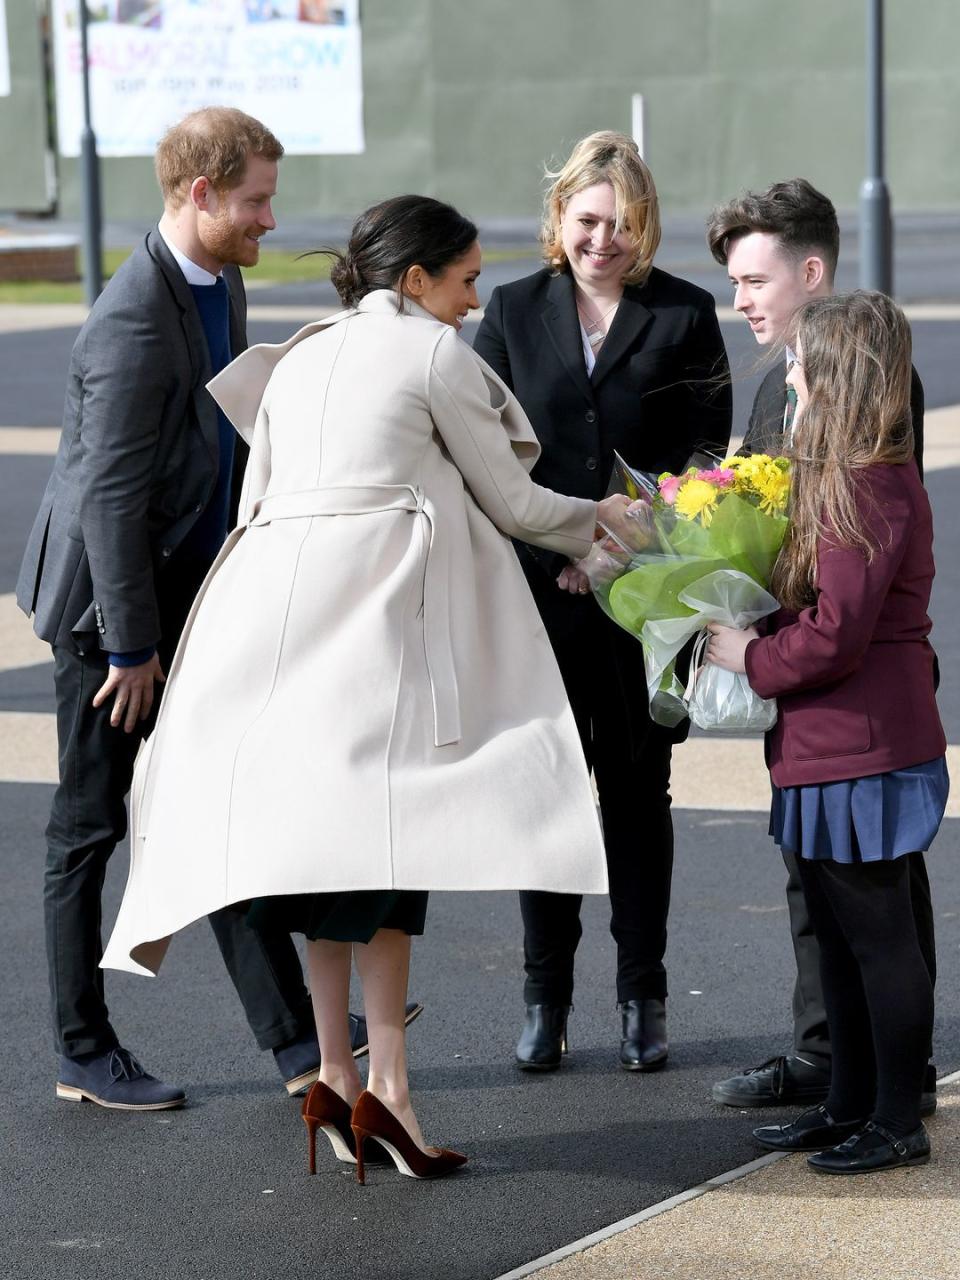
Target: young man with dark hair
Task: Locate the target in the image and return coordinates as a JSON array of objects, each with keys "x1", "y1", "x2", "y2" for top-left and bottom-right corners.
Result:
[{"x1": 703, "y1": 178, "x2": 934, "y2": 1114}]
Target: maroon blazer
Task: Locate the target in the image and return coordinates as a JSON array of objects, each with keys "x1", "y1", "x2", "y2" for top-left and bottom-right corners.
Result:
[{"x1": 745, "y1": 462, "x2": 945, "y2": 787}]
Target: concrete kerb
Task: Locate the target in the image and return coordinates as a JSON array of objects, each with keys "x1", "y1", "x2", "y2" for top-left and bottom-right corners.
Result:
[{"x1": 496, "y1": 1070, "x2": 960, "y2": 1280}]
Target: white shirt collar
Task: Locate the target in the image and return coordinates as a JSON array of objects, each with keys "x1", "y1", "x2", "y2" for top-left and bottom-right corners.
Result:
[{"x1": 157, "y1": 224, "x2": 221, "y2": 286}]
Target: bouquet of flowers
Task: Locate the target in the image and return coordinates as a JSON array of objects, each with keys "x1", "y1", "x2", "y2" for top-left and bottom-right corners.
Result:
[{"x1": 583, "y1": 451, "x2": 791, "y2": 731}]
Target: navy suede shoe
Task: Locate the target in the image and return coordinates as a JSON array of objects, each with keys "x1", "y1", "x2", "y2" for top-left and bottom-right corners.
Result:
[
  {"x1": 349, "y1": 1000, "x2": 425, "y2": 1061},
  {"x1": 277, "y1": 1001, "x2": 426, "y2": 1095},
  {"x1": 274, "y1": 1030, "x2": 322, "y2": 1097},
  {"x1": 57, "y1": 1047, "x2": 185, "y2": 1111}
]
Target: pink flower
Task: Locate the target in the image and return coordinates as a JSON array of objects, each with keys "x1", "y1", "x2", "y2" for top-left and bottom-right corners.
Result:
[
  {"x1": 696, "y1": 468, "x2": 736, "y2": 489},
  {"x1": 658, "y1": 474, "x2": 683, "y2": 505}
]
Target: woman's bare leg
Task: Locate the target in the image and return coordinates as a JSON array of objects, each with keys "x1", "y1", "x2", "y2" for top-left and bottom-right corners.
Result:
[
  {"x1": 353, "y1": 928, "x2": 428, "y2": 1151},
  {"x1": 305, "y1": 938, "x2": 362, "y2": 1105}
]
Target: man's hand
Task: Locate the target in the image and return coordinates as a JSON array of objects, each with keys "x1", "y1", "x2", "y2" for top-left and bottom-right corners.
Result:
[{"x1": 92, "y1": 655, "x2": 166, "y2": 732}]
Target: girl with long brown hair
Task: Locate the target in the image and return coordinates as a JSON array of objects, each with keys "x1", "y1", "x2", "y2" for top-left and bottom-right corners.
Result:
[{"x1": 707, "y1": 290, "x2": 948, "y2": 1174}]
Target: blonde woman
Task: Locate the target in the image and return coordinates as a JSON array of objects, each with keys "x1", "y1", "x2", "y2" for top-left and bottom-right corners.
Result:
[{"x1": 475, "y1": 131, "x2": 732, "y2": 1073}]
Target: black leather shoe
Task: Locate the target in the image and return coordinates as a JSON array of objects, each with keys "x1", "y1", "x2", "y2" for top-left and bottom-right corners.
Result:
[
  {"x1": 752, "y1": 1105, "x2": 866, "y2": 1152},
  {"x1": 712, "y1": 1054, "x2": 830, "y2": 1108},
  {"x1": 515, "y1": 1004, "x2": 570, "y2": 1071},
  {"x1": 349, "y1": 1000, "x2": 424, "y2": 1060},
  {"x1": 619, "y1": 999, "x2": 668, "y2": 1072},
  {"x1": 808, "y1": 1121, "x2": 930, "y2": 1174}
]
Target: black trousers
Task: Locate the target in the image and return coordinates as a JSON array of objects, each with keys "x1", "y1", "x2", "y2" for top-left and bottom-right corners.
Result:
[
  {"x1": 796, "y1": 854, "x2": 934, "y2": 1135},
  {"x1": 520, "y1": 603, "x2": 674, "y2": 1006},
  {"x1": 46, "y1": 570, "x2": 314, "y2": 1060},
  {"x1": 784, "y1": 846, "x2": 936, "y2": 1068}
]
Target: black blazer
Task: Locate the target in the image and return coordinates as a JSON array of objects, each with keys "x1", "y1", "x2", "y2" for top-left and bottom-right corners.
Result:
[
  {"x1": 742, "y1": 360, "x2": 925, "y2": 476},
  {"x1": 474, "y1": 266, "x2": 732, "y2": 749},
  {"x1": 17, "y1": 229, "x2": 249, "y2": 653},
  {"x1": 475, "y1": 266, "x2": 732, "y2": 586}
]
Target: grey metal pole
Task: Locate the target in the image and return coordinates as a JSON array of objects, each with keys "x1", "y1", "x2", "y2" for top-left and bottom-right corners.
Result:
[
  {"x1": 78, "y1": 1, "x2": 102, "y2": 305},
  {"x1": 859, "y1": 0, "x2": 893, "y2": 294}
]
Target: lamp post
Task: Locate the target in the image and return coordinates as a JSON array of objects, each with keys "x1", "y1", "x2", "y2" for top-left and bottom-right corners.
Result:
[
  {"x1": 859, "y1": 0, "x2": 893, "y2": 295},
  {"x1": 78, "y1": 0, "x2": 102, "y2": 305}
]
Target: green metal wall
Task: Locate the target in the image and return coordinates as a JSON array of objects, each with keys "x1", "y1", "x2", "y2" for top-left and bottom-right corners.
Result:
[
  {"x1": 0, "y1": 0, "x2": 52, "y2": 212},
  {"x1": 35, "y1": 0, "x2": 960, "y2": 223}
]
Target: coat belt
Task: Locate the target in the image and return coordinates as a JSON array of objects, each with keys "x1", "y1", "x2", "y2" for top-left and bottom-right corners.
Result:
[{"x1": 248, "y1": 485, "x2": 461, "y2": 747}]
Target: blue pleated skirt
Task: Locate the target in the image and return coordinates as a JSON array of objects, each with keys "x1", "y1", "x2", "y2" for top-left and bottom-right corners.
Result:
[{"x1": 770, "y1": 757, "x2": 950, "y2": 863}]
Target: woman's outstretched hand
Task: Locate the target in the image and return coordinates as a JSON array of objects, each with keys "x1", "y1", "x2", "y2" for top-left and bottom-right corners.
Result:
[
  {"x1": 596, "y1": 495, "x2": 653, "y2": 551},
  {"x1": 705, "y1": 621, "x2": 759, "y2": 674}
]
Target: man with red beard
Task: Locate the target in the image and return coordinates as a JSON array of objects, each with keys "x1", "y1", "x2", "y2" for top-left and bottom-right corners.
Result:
[{"x1": 18, "y1": 108, "x2": 417, "y2": 1110}]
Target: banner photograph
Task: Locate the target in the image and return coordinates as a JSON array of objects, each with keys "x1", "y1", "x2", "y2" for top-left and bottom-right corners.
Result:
[{"x1": 52, "y1": 0, "x2": 364, "y2": 157}]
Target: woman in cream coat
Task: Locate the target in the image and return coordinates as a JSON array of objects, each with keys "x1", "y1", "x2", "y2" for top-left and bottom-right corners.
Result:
[{"x1": 102, "y1": 197, "x2": 629, "y2": 1179}]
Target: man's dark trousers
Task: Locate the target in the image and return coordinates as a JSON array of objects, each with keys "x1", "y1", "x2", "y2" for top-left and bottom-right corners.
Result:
[{"x1": 46, "y1": 559, "x2": 314, "y2": 1059}]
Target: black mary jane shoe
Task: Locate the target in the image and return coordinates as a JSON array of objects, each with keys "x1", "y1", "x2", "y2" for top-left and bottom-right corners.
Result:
[
  {"x1": 619, "y1": 999, "x2": 668, "y2": 1072},
  {"x1": 515, "y1": 1004, "x2": 570, "y2": 1071},
  {"x1": 753, "y1": 1105, "x2": 866, "y2": 1152},
  {"x1": 807, "y1": 1120, "x2": 931, "y2": 1175}
]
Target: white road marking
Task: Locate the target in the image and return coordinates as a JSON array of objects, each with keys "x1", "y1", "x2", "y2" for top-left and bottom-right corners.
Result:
[{"x1": 1, "y1": 704, "x2": 956, "y2": 811}]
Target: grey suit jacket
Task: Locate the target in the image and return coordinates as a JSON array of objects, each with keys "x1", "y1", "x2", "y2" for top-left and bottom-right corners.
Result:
[{"x1": 17, "y1": 229, "x2": 248, "y2": 653}]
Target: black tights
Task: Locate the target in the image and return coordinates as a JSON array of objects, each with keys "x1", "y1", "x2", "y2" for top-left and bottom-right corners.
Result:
[{"x1": 796, "y1": 853, "x2": 934, "y2": 1136}]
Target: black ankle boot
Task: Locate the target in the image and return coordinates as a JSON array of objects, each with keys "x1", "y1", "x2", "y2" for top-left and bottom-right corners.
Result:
[
  {"x1": 619, "y1": 998, "x2": 668, "y2": 1071},
  {"x1": 515, "y1": 1004, "x2": 570, "y2": 1071}
]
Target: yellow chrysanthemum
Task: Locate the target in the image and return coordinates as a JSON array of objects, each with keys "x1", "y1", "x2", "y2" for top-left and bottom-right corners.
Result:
[
  {"x1": 754, "y1": 465, "x2": 791, "y2": 514},
  {"x1": 674, "y1": 477, "x2": 719, "y2": 526},
  {"x1": 718, "y1": 454, "x2": 790, "y2": 513}
]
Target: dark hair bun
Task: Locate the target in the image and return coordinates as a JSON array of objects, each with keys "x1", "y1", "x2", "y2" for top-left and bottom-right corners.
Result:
[
  {"x1": 329, "y1": 253, "x2": 366, "y2": 308},
  {"x1": 324, "y1": 195, "x2": 477, "y2": 309}
]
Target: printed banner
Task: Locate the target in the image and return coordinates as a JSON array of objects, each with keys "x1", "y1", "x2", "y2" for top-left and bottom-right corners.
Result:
[
  {"x1": 0, "y1": 0, "x2": 10, "y2": 98},
  {"x1": 53, "y1": 0, "x2": 364, "y2": 156}
]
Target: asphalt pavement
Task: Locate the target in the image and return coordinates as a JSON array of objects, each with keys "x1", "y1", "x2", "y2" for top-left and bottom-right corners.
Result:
[{"x1": 1, "y1": 229, "x2": 959, "y2": 1279}]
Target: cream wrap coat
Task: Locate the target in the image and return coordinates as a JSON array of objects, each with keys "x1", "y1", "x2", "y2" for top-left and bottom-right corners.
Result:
[{"x1": 102, "y1": 290, "x2": 608, "y2": 977}]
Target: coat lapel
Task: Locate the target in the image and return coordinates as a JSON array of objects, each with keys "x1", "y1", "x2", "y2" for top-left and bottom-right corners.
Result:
[
  {"x1": 147, "y1": 229, "x2": 221, "y2": 466},
  {"x1": 590, "y1": 285, "x2": 653, "y2": 388},
  {"x1": 540, "y1": 272, "x2": 594, "y2": 406}
]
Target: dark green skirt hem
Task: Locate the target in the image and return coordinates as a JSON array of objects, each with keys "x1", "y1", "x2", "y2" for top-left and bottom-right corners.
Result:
[{"x1": 247, "y1": 889, "x2": 429, "y2": 945}]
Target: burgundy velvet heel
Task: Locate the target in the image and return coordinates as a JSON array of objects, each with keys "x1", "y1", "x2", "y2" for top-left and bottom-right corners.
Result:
[
  {"x1": 302, "y1": 1081, "x2": 356, "y2": 1171},
  {"x1": 350, "y1": 1090, "x2": 467, "y2": 1184}
]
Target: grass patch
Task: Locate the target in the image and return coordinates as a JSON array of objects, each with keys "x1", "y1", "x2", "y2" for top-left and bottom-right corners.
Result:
[{"x1": 0, "y1": 245, "x2": 535, "y2": 305}]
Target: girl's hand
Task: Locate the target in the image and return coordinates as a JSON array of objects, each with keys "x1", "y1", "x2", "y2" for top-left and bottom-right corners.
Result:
[{"x1": 705, "y1": 622, "x2": 759, "y2": 674}]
